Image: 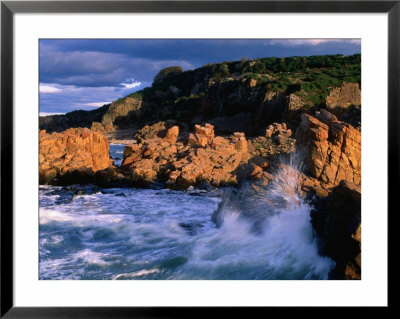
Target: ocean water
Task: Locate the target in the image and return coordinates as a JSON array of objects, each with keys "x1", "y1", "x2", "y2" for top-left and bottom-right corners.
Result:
[
  {"x1": 109, "y1": 143, "x2": 125, "y2": 167},
  {"x1": 39, "y1": 144, "x2": 335, "y2": 280}
]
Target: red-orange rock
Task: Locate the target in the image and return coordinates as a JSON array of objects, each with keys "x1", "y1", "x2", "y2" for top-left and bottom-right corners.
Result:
[
  {"x1": 39, "y1": 128, "x2": 113, "y2": 184},
  {"x1": 164, "y1": 126, "x2": 179, "y2": 144},
  {"x1": 122, "y1": 124, "x2": 251, "y2": 188},
  {"x1": 210, "y1": 136, "x2": 234, "y2": 151},
  {"x1": 192, "y1": 123, "x2": 214, "y2": 147},
  {"x1": 229, "y1": 132, "x2": 248, "y2": 153},
  {"x1": 295, "y1": 110, "x2": 361, "y2": 187}
]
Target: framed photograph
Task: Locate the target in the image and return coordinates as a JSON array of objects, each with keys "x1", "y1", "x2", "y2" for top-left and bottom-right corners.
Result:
[{"x1": 1, "y1": 0, "x2": 395, "y2": 317}]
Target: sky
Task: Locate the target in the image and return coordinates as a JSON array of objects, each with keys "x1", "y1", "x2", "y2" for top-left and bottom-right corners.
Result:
[{"x1": 39, "y1": 39, "x2": 361, "y2": 115}]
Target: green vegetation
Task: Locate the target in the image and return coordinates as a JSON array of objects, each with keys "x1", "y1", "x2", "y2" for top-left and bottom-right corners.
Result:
[
  {"x1": 113, "y1": 90, "x2": 144, "y2": 105},
  {"x1": 245, "y1": 73, "x2": 260, "y2": 80},
  {"x1": 128, "y1": 90, "x2": 143, "y2": 99},
  {"x1": 153, "y1": 66, "x2": 183, "y2": 83},
  {"x1": 124, "y1": 54, "x2": 361, "y2": 119},
  {"x1": 114, "y1": 97, "x2": 125, "y2": 105},
  {"x1": 258, "y1": 54, "x2": 360, "y2": 73},
  {"x1": 212, "y1": 63, "x2": 230, "y2": 80},
  {"x1": 239, "y1": 54, "x2": 361, "y2": 106}
]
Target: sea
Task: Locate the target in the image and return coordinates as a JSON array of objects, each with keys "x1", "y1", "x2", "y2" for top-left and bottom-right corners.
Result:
[{"x1": 39, "y1": 143, "x2": 335, "y2": 280}]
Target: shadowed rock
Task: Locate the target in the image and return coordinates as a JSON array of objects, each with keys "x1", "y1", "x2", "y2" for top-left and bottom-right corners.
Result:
[{"x1": 310, "y1": 180, "x2": 361, "y2": 279}]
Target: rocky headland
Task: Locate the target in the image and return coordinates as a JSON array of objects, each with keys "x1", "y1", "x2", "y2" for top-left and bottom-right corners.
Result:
[{"x1": 39, "y1": 54, "x2": 361, "y2": 279}]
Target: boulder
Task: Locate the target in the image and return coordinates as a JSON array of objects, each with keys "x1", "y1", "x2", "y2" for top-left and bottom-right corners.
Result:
[
  {"x1": 295, "y1": 110, "x2": 361, "y2": 187},
  {"x1": 133, "y1": 121, "x2": 168, "y2": 142},
  {"x1": 39, "y1": 128, "x2": 113, "y2": 184},
  {"x1": 187, "y1": 123, "x2": 215, "y2": 147},
  {"x1": 133, "y1": 120, "x2": 187, "y2": 143},
  {"x1": 229, "y1": 132, "x2": 248, "y2": 153},
  {"x1": 164, "y1": 126, "x2": 179, "y2": 144},
  {"x1": 194, "y1": 123, "x2": 215, "y2": 146}
]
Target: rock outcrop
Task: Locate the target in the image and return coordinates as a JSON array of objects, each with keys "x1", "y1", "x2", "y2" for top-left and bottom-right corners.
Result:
[
  {"x1": 187, "y1": 123, "x2": 215, "y2": 147},
  {"x1": 39, "y1": 128, "x2": 113, "y2": 184},
  {"x1": 121, "y1": 123, "x2": 251, "y2": 188},
  {"x1": 133, "y1": 120, "x2": 188, "y2": 143},
  {"x1": 295, "y1": 109, "x2": 361, "y2": 187},
  {"x1": 326, "y1": 82, "x2": 361, "y2": 115},
  {"x1": 310, "y1": 180, "x2": 361, "y2": 279},
  {"x1": 264, "y1": 122, "x2": 292, "y2": 145}
]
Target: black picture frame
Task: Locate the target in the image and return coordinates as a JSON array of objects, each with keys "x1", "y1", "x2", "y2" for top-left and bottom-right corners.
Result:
[{"x1": 1, "y1": 0, "x2": 396, "y2": 317}]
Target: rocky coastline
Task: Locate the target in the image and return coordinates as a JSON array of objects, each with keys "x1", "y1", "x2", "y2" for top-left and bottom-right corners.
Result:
[
  {"x1": 39, "y1": 54, "x2": 361, "y2": 279},
  {"x1": 39, "y1": 110, "x2": 361, "y2": 280}
]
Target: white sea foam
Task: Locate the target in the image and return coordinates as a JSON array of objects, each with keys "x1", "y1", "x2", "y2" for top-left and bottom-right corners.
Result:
[
  {"x1": 73, "y1": 249, "x2": 111, "y2": 266},
  {"x1": 39, "y1": 158, "x2": 335, "y2": 280},
  {"x1": 175, "y1": 156, "x2": 335, "y2": 279},
  {"x1": 40, "y1": 208, "x2": 77, "y2": 224},
  {"x1": 112, "y1": 268, "x2": 159, "y2": 280},
  {"x1": 40, "y1": 234, "x2": 63, "y2": 245}
]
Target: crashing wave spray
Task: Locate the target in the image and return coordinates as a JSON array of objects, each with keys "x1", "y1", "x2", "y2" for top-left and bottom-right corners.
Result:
[
  {"x1": 194, "y1": 149, "x2": 336, "y2": 279},
  {"x1": 213, "y1": 149, "x2": 307, "y2": 229}
]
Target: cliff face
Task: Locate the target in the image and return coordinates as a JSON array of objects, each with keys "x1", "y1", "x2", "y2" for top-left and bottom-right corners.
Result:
[
  {"x1": 101, "y1": 96, "x2": 142, "y2": 131},
  {"x1": 39, "y1": 54, "x2": 361, "y2": 135},
  {"x1": 326, "y1": 82, "x2": 361, "y2": 115}
]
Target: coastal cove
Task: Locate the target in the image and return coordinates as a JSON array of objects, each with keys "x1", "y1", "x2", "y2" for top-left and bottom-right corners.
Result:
[
  {"x1": 38, "y1": 52, "x2": 362, "y2": 281},
  {"x1": 5, "y1": 8, "x2": 391, "y2": 307}
]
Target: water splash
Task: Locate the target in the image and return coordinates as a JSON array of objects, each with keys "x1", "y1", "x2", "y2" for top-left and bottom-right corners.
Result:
[{"x1": 204, "y1": 151, "x2": 335, "y2": 279}]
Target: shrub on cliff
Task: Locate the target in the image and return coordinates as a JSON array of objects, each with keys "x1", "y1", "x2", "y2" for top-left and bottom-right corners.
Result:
[
  {"x1": 128, "y1": 90, "x2": 143, "y2": 99},
  {"x1": 153, "y1": 66, "x2": 183, "y2": 84},
  {"x1": 212, "y1": 63, "x2": 230, "y2": 80}
]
